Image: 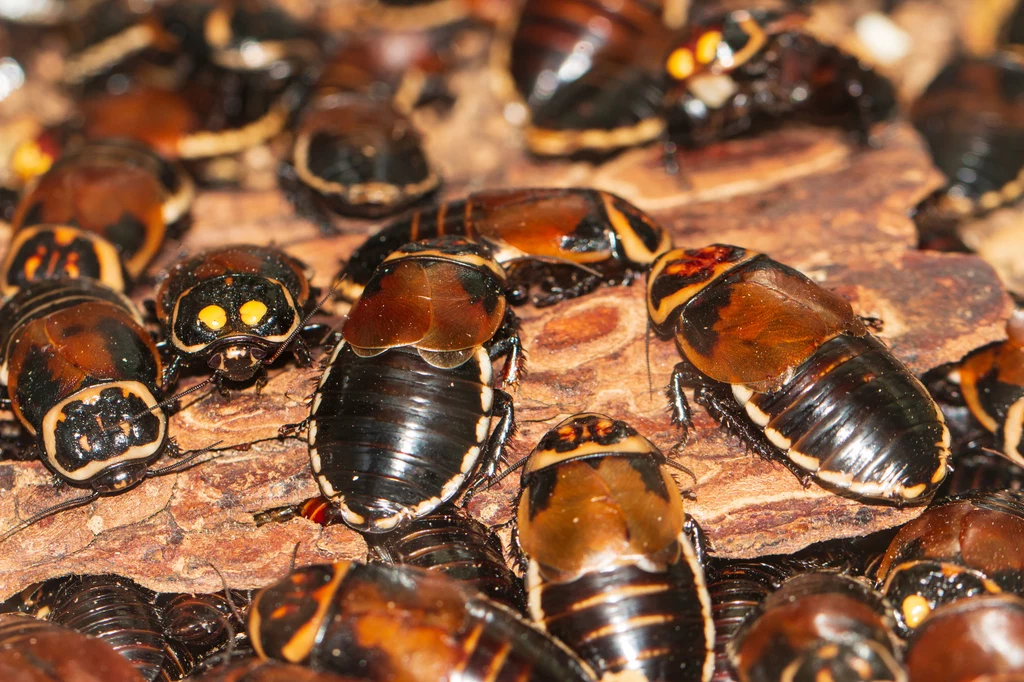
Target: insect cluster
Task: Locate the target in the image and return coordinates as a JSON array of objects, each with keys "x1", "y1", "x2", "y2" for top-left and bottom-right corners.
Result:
[{"x1": 0, "y1": 0, "x2": 1022, "y2": 681}]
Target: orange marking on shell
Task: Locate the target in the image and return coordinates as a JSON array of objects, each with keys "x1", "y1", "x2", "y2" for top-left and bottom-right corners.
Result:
[{"x1": 23, "y1": 253, "x2": 43, "y2": 280}]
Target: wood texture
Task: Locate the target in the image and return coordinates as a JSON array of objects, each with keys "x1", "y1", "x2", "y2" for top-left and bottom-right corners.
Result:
[{"x1": 0, "y1": 1, "x2": 1014, "y2": 600}]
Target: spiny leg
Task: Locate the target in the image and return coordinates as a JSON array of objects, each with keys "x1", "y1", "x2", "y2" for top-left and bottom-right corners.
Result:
[
  {"x1": 668, "y1": 361, "x2": 707, "y2": 446},
  {"x1": 693, "y1": 381, "x2": 814, "y2": 484},
  {"x1": 478, "y1": 390, "x2": 515, "y2": 481},
  {"x1": 488, "y1": 310, "x2": 526, "y2": 389}
]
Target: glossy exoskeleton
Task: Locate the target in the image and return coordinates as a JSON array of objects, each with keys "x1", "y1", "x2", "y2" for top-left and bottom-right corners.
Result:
[
  {"x1": 943, "y1": 310, "x2": 1024, "y2": 466},
  {"x1": 3, "y1": 139, "x2": 193, "y2": 295},
  {"x1": 505, "y1": 3, "x2": 894, "y2": 158},
  {"x1": 257, "y1": 497, "x2": 524, "y2": 610},
  {"x1": 727, "y1": 573, "x2": 904, "y2": 682},
  {"x1": 289, "y1": 94, "x2": 437, "y2": 219},
  {"x1": 504, "y1": 0, "x2": 678, "y2": 157},
  {"x1": 193, "y1": 659, "x2": 365, "y2": 682},
  {"x1": 517, "y1": 413, "x2": 714, "y2": 682},
  {"x1": 306, "y1": 237, "x2": 521, "y2": 532},
  {"x1": 911, "y1": 53, "x2": 1024, "y2": 226},
  {"x1": 248, "y1": 561, "x2": 597, "y2": 681},
  {"x1": 871, "y1": 489, "x2": 1024, "y2": 636},
  {"x1": 158, "y1": 589, "x2": 252, "y2": 665},
  {"x1": 285, "y1": 26, "x2": 462, "y2": 221},
  {"x1": 48, "y1": 574, "x2": 180, "y2": 682},
  {"x1": 0, "y1": 279, "x2": 168, "y2": 495},
  {"x1": 154, "y1": 245, "x2": 315, "y2": 386},
  {"x1": 708, "y1": 551, "x2": 857, "y2": 682},
  {"x1": 333, "y1": 187, "x2": 672, "y2": 305},
  {"x1": 662, "y1": 9, "x2": 897, "y2": 148},
  {"x1": 7, "y1": 574, "x2": 252, "y2": 679},
  {"x1": 647, "y1": 244, "x2": 950, "y2": 503},
  {"x1": 368, "y1": 503, "x2": 525, "y2": 610},
  {"x1": 904, "y1": 594, "x2": 1024, "y2": 682},
  {"x1": 0, "y1": 612, "x2": 145, "y2": 682}
]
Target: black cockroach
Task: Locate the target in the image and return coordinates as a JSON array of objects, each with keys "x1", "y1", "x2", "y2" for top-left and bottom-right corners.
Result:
[
  {"x1": 2, "y1": 138, "x2": 194, "y2": 295},
  {"x1": 153, "y1": 244, "x2": 321, "y2": 387},
  {"x1": 501, "y1": 0, "x2": 679, "y2": 158},
  {"x1": 248, "y1": 561, "x2": 597, "y2": 681},
  {"x1": 727, "y1": 573, "x2": 905, "y2": 682},
  {"x1": 281, "y1": 4, "x2": 492, "y2": 222},
  {"x1": 287, "y1": 95, "x2": 437, "y2": 219},
  {"x1": 365, "y1": 502, "x2": 526, "y2": 612},
  {"x1": 197, "y1": 0, "x2": 319, "y2": 78},
  {"x1": 5, "y1": 574, "x2": 251, "y2": 680},
  {"x1": 260, "y1": 497, "x2": 526, "y2": 611},
  {"x1": 515, "y1": 413, "x2": 714, "y2": 682},
  {"x1": 646, "y1": 244, "x2": 950, "y2": 503},
  {"x1": 912, "y1": 54, "x2": 1024, "y2": 218},
  {"x1": 911, "y1": 53, "x2": 1024, "y2": 249},
  {"x1": 0, "y1": 612, "x2": 146, "y2": 681},
  {"x1": 48, "y1": 574, "x2": 178, "y2": 682},
  {"x1": 871, "y1": 489, "x2": 1024, "y2": 636},
  {"x1": 905, "y1": 594, "x2": 1024, "y2": 682},
  {"x1": 158, "y1": 589, "x2": 252, "y2": 665},
  {"x1": 59, "y1": 6, "x2": 182, "y2": 89},
  {"x1": 333, "y1": 187, "x2": 673, "y2": 306},
  {"x1": 300, "y1": 237, "x2": 521, "y2": 533}
]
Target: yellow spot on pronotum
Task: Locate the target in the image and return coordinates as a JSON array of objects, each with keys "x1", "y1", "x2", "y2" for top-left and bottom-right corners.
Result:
[
  {"x1": 696, "y1": 30, "x2": 722, "y2": 65},
  {"x1": 902, "y1": 595, "x2": 931, "y2": 628},
  {"x1": 667, "y1": 48, "x2": 695, "y2": 80},
  {"x1": 240, "y1": 299, "x2": 268, "y2": 326},
  {"x1": 199, "y1": 304, "x2": 227, "y2": 330}
]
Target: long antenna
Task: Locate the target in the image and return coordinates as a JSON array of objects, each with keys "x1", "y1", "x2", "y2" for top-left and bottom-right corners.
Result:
[
  {"x1": 146, "y1": 440, "x2": 224, "y2": 478},
  {"x1": 461, "y1": 456, "x2": 529, "y2": 505},
  {"x1": 0, "y1": 492, "x2": 99, "y2": 544},
  {"x1": 263, "y1": 280, "x2": 339, "y2": 366},
  {"x1": 91, "y1": 375, "x2": 218, "y2": 443}
]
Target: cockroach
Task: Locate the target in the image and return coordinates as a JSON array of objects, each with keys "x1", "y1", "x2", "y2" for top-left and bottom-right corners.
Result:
[
  {"x1": 647, "y1": 244, "x2": 950, "y2": 503},
  {"x1": 248, "y1": 561, "x2": 597, "y2": 681},
  {"x1": 516, "y1": 413, "x2": 715, "y2": 682},
  {"x1": 333, "y1": 187, "x2": 672, "y2": 306}
]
